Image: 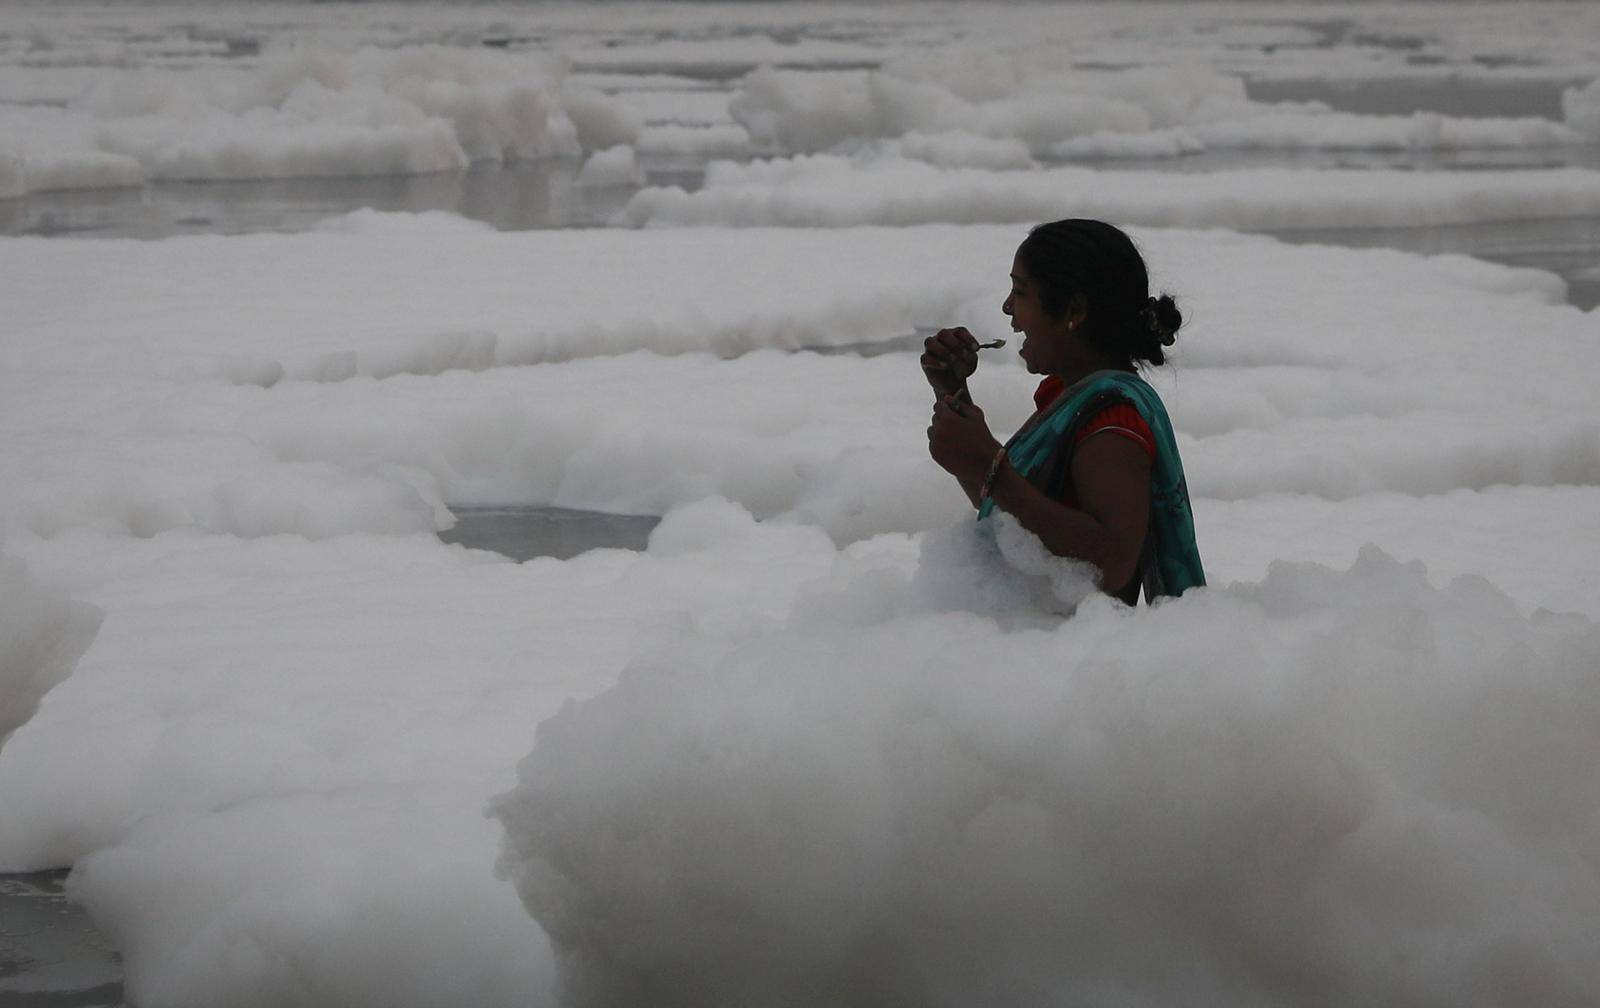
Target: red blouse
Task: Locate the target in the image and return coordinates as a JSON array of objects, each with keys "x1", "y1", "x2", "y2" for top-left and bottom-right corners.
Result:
[{"x1": 1033, "y1": 377, "x2": 1156, "y2": 460}]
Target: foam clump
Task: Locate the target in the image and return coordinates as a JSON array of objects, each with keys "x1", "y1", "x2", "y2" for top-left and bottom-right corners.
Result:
[
  {"x1": 560, "y1": 87, "x2": 646, "y2": 153},
  {"x1": 635, "y1": 124, "x2": 751, "y2": 158},
  {"x1": 0, "y1": 146, "x2": 143, "y2": 198},
  {"x1": 9, "y1": 45, "x2": 645, "y2": 186},
  {"x1": 71, "y1": 786, "x2": 552, "y2": 1008},
  {"x1": 314, "y1": 208, "x2": 495, "y2": 234},
  {"x1": 575, "y1": 145, "x2": 643, "y2": 188},
  {"x1": 891, "y1": 515, "x2": 1100, "y2": 622},
  {"x1": 1052, "y1": 111, "x2": 1584, "y2": 160},
  {"x1": 877, "y1": 130, "x2": 1034, "y2": 170},
  {"x1": 725, "y1": 57, "x2": 1587, "y2": 163},
  {"x1": 10, "y1": 442, "x2": 450, "y2": 543},
  {"x1": 208, "y1": 463, "x2": 448, "y2": 539},
  {"x1": 1563, "y1": 77, "x2": 1600, "y2": 139},
  {"x1": 93, "y1": 108, "x2": 470, "y2": 182},
  {"x1": 493, "y1": 542, "x2": 1600, "y2": 1008},
  {"x1": 0, "y1": 548, "x2": 100, "y2": 746},
  {"x1": 728, "y1": 63, "x2": 1246, "y2": 156},
  {"x1": 621, "y1": 157, "x2": 1600, "y2": 230},
  {"x1": 729, "y1": 67, "x2": 878, "y2": 155}
]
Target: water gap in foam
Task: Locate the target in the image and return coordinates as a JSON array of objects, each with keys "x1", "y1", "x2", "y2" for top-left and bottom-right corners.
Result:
[
  {"x1": 439, "y1": 505, "x2": 660, "y2": 562},
  {"x1": 0, "y1": 870, "x2": 124, "y2": 1008},
  {"x1": 0, "y1": 159, "x2": 635, "y2": 239},
  {"x1": 1242, "y1": 74, "x2": 1592, "y2": 120}
]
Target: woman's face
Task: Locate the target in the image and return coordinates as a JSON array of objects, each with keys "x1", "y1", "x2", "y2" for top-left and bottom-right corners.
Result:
[{"x1": 1003, "y1": 253, "x2": 1076, "y2": 375}]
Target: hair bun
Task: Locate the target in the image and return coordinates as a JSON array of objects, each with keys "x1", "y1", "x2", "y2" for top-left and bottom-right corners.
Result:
[{"x1": 1141, "y1": 294, "x2": 1181, "y2": 347}]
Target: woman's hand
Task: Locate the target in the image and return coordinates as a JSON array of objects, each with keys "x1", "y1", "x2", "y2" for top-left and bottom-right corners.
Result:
[
  {"x1": 927, "y1": 394, "x2": 1001, "y2": 501},
  {"x1": 921, "y1": 327, "x2": 979, "y2": 399}
]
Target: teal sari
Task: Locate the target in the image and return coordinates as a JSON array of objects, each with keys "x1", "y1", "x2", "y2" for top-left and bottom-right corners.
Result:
[{"x1": 977, "y1": 370, "x2": 1205, "y2": 599}]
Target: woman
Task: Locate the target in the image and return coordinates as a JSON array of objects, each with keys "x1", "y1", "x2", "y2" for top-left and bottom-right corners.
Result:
[{"x1": 924, "y1": 219, "x2": 1204, "y2": 603}]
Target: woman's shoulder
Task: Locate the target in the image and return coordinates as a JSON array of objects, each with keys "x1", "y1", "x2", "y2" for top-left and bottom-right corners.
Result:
[{"x1": 1075, "y1": 401, "x2": 1156, "y2": 460}]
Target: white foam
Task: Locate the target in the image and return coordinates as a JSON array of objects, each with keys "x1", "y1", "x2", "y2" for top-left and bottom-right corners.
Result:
[
  {"x1": 635, "y1": 123, "x2": 751, "y2": 159},
  {"x1": 313, "y1": 208, "x2": 496, "y2": 235},
  {"x1": 1564, "y1": 77, "x2": 1600, "y2": 139},
  {"x1": 0, "y1": 549, "x2": 100, "y2": 745},
  {"x1": 727, "y1": 63, "x2": 1246, "y2": 155},
  {"x1": 73, "y1": 786, "x2": 552, "y2": 1008},
  {"x1": 1194, "y1": 111, "x2": 1583, "y2": 150},
  {"x1": 574, "y1": 145, "x2": 642, "y2": 188},
  {"x1": 1055, "y1": 112, "x2": 1585, "y2": 159},
  {"x1": 880, "y1": 130, "x2": 1035, "y2": 170},
  {"x1": 727, "y1": 59, "x2": 1591, "y2": 161},
  {"x1": 0, "y1": 105, "x2": 145, "y2": 196},
  {"x1": 0, "y1": 146, "x2": 143, "y2": 198},
  {"x1": 622, "y1": 158, "x2": 1600, "y2": 230},
  {"x1": 560, "y1": 86, "x2": 646, "y2": 154},
  {"x1": 95, "y1": 114, "x2": 470, "y2": 183},
  {"x1": 492, "y1": 536, "x2": 1600, "y2": 1007},
  {"x1": 0, "y1": 45, "x2": 647, "y2": 189},
  {"x1": 615, "y1": 89, "x2": 740, "y2": 129},
  {"x1": 0, "y1": 5, "x2": 1594, "y2": 198},
  {"x1": 1052, "y1": 129, "x2": 1206, "y2": 160},
  {"x1": 4, "y1": 226, "x2": 1592, "y2": 551}
]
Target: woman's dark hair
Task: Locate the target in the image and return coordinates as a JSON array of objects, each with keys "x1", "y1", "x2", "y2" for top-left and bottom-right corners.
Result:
[{"x1": 1015, "y1": 218, "x2": 1182, "y2": 368}]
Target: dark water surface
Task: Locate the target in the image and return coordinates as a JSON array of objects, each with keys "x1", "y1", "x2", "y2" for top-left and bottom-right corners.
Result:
[
  {"x1": 0, "y1": 160, "x2": 638, "y2": 238},
  {"x1": 0, "y1": 872, "x2": 123, "y2": 1008},
  {"x1": 1243, "y1": 74, "x2": 1592, "y2": 121},
  {"x1": 440, "y1": 506, "x2": 660, "y2": 562}
]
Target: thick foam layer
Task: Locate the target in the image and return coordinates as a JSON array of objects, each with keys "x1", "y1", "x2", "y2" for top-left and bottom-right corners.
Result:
[
  {"x1": 1564, "y1": 78, "x2": 1600, "y2": 139},
  {"x1": 622, "y1": 157, "x2": 1600, "y2": 230},
  {"x1": 0, "y1": 46, "x2": 643, "y2": 193},
  {"x1": 3, "y1": 226, "x2": 1591, "y2": 549},
  {"x1": 493, "y1": 534, "x2": 1600, "y2": 1008},
  {"x1": 1, "y1": 3, "x2": 1595, "y2": 197},
  {"x1": 0, "y1": 549, "x2": 100, "y2": 746},
  {"x1": 729, "y1": 61, "x2": 1593, "y2": 159}
]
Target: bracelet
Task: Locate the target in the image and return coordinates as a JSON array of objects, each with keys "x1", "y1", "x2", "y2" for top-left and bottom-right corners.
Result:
[{"x1": 978, "y1": 446, "x2": 1007, "y2": 503}]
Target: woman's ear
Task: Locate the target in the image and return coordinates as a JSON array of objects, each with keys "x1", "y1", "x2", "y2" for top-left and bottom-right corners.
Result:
[{"x1": 1065, "y1": 293, "x2": 1089, "y2": 332}]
